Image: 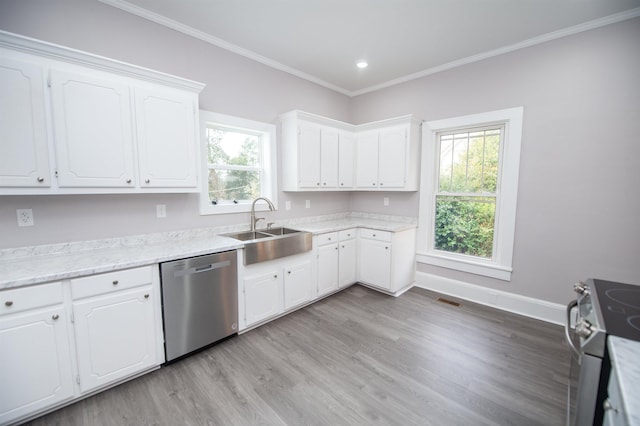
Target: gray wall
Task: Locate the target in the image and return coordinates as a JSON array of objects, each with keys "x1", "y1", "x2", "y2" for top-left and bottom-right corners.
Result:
[
  {"x1": 1, "y1": 0, "x2": 638, "y2": 305},
  {"x1": 351, "y1": 17, "x2": 640, "y2": 304},
  {"x1": 0, "y1": 0, "x2": 352, "y2": 248}
]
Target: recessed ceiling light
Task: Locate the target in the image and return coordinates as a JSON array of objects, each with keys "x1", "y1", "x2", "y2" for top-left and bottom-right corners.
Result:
[{"x1": 356, "y1": 61, "x2": 368, "y2": 69}]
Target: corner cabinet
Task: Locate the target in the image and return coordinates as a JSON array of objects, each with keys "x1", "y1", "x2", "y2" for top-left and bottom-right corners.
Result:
[
  {"x1": 280, "y1": 110, "x2": 421, "y2": 192},
  {"x1": 358, "y1": 228, "x2": 416, "y2": 293},
  {"x1": 0, "y1": 31, "x2": 204, "y2": 195}
]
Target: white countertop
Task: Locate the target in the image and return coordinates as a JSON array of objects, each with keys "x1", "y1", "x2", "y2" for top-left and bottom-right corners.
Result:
[
  {"x1": 0, "y1": 212, "x2": 416, "y2": 290},
  {"x1": 608, "y1": 336, "x2": 640, "y2": 425}
]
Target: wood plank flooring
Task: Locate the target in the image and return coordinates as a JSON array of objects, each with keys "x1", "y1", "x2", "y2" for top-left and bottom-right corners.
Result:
[{"x1": 25, "y1": 286, "x2": 571, "y2": 426}]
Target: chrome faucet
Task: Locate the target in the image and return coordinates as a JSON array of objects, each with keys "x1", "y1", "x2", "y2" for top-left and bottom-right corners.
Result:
[{"x1": 250, "y1": 197, "x2": 275, "y2": 231}]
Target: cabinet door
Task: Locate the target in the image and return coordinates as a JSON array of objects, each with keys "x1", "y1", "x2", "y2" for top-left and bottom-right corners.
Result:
[
  {"x1": 339, "y1": 238, "x2": 357, "y2": 287},
  {"x1": 0, "y1": 306, "x2": 74, "y2": 424},
  {"x1": 73, "y1": 286, "x2": 158, "y2": 394},
  {"x1": 338, "y1": 132, "x2": 355, "y2": 189},
  {"x1": 134, "y1": 87, "x2": 198, "y2": 188},
  {"x1": 283, "y1": 260, "x2": 314, "y2": 310},
  {"x1": 320, "y1": 128, "x2": 339, "y2": 188},
  {"x1": 0, "y1": 57, "x2": 51, "y2": 188},
  {"x1": 244, "y1": 271, "x2": 283, "y2": 326},
  {"x1": 318, "y1": 243, "x2": 339, "y2": 296},
  {"x1": 355, "y1": 130, "x2": 379, "y2": 188},
  {"x1": 358, "y1": 239, "x2": 392, "y2": 290},
  {"x1": 50, "y1": 69, "x2": 135, "y2": 188},
  {"x1": 297, "y1": 122, "x2": 321, "y2": 188},
  {"x1": 378, "y1": 126, "x2": 407, "y2": 188}
]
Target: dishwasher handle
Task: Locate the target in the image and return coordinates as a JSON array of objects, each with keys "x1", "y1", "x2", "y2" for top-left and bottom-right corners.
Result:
[{"x1": 173, "y1": 260, "x2": 232, "y2": 278}]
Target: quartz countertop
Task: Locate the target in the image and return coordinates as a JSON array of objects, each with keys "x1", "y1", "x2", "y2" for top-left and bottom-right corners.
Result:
[
  {"x1": 607, "y1": 336, "x2": 640, "y2": 425},
  {"x1": 0, "y1": 212, "x2": 416, "y2": 290}
]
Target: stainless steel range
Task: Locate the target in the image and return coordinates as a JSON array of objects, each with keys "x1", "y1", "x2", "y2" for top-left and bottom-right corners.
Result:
[{"x1": 565, "y1": 278, "x2": 640, "y2": 425}]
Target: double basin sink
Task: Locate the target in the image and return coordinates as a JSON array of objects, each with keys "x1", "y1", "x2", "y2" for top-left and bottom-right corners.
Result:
[{"x1": 224, "y1": 227, "x2": 312, "y2": 265}]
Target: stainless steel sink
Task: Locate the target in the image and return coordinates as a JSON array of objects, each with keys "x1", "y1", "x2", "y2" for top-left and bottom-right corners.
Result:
[{"x1": 223, "y1": 227, "x2": 312, "y2": 265}]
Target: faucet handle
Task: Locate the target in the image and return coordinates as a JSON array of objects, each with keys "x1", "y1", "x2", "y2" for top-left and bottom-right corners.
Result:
[{"x1": 267, "y1": 222, "x2": 275, "y2": 229}]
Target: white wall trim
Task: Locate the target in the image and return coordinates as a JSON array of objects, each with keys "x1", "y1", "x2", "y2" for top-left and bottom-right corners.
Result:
[
  {"x1": 414, "y1": 271, "x2": 565, "y2": 325},
  {"x1": 98, "y1": 1, "x2": 638, "y2": 97}
]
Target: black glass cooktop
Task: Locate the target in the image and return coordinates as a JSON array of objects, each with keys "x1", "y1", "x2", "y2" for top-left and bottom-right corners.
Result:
[{"x1": 592, "y1": 278, "x2": 640, "y2": 341}]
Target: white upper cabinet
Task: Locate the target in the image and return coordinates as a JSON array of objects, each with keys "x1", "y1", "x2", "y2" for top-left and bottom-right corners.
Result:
[
  {"x1": 50, "y1": 69, "x2": 135, "y2": 188},
  {"x1": 134, "y1": 87, "x2": 198, "y2": 188},
  {"x1": 280, "y1": 110, "x2": 420, "y2": 192},
  {"x1": 0, "y1": 32, "x2": 205, "y2": 195},
  {"x1": 0, "y1": 57, "x2": 51, "y2": 188}
]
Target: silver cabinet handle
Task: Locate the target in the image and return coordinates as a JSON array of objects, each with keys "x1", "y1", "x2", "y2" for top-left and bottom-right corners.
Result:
[
  {"x1": 380, "y1": 182, "x2": 384, "y2": 186},
  {"x1": 287, "y1": 271, "x2": 291, "y2": 275},
  {"x1": 335, "y1": 246, "x2": 338, "y2": 250},
  {"x1": 372, "y1": 183, "x2": 376, "y2": 186},
  {"x1": 37, "y1": 176, "x2": 44, "y2": 183},
  {"x1": 126, "y1": 178, "x2": 132, "y2": 184},
  {"x1": 385, "y1": 246, "x2": 389, "y2": 250},
  {"x1": 112, "y1": 280, "x2": 119, "y2": 285},
  {"x1": 5, "y1": 300, "x2": 13, "y2": 307},
  {"x1": 144, "y1": 294, "x2": 150, "y2": 299},
  {"x1": 52, "y1": 314, "x2": 59, "y2": 320},
  {"x1": 145, "y1": 179, "x2": 150, "y2": 184},
  {"x1": 273, "y1": 274, "x2": 278, "y2": 279},
  {"x1": 316, "y1": 182, "x2": 320, "y2": 186}
]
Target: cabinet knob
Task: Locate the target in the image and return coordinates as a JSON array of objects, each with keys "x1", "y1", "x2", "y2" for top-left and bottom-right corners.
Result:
[
  {"x1": 145, "y1": 178, "x2": 150, "y2": 184},
  {"x1": 126, "y1": 178, "x2": 132, "y2": 184},
  {"x1": 335, "y1": 246, "x2": 338, "y2": 250},
  {"x1": 144, "y1": 294, "x2": 150, "y2": 299},
  {"x1": 373, "y1": 234, "x2": 376, "y2": 237},
  {"x1": 274, "y1": 274, "x2": 278, "y2": 279},
  {"x1": 37, "y1": 176, "x2": 45, "y2": 183},
  {"x1": 5, "y1": 300, "x2": 13, "y2": 307},
  {"x1": 340, "y1": 183, "x2": 344, "y2": 186},
  {"x1": 341, "y1": 245, "x2": 345, "y2": 248},
  {"x1": 112, "y1": 280, "x2": 119, "y2": 285},
  {"x1": 287, "y1": 271, "x2": 291, "y2": 275},
  {"x1": 52, "y1": 314, "x2": 59, "y2": 320},
  {"x1": 328, "y1": 237, "x2": 332, "y2": 241},
  {"x1": 372, "y1": 183, "x2": 376, "y2": 186},
  {"x1": 385, "y1": 246, "x2": 389, "y2": 250},
  {"x1": 380, "y1": 182, "x2": 384, "y2": 186},
  {"x1": 316, "y1": 182, "x2": 320, "y2": 186}
]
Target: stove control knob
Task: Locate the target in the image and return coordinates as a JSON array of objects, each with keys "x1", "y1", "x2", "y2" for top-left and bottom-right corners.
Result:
[
  {"x1": 575, "y1": 319, "x2": 593, "y2": 338},
  {"x1": 573, "y1": 281, "x2": 589, "y2": 295}
]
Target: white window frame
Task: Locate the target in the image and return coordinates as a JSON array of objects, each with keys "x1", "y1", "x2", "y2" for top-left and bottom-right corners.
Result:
[
  {"x1": 199, "y1": 110, "x2": 277, "y2": 215},
  {"x1": 417, "y1": 107, "x2": 523, "y2": 281}
]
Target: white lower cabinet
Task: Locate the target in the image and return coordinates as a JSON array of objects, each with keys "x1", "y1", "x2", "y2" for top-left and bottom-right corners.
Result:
[
  {"x1": 0, "y1": 266, "x2": 164, "y2": 425},
  {"x1": 316, "y1": 229, "x2": 358, "y2": 296},
  {"x1": 240, "y1": 251, "x2": 314, "y2": 330},
  {"x1": 72, "y1": 285, "x2": 159, "y2": 394},
  {"x1": 0, "y1": 288, "x2": 74, "y2": 425},
  {"x1": 358, "y1": 228, "x2": 416, "y2": 293},
  {"x1": 317, "y1": 237, "x2": 339, "y2": 297},
  {"x1": 338, "y1": 232, "x2": 357, "y2": 287},
  {"x1": 244, "y1": 270, "x2": 283, "y2": 326}
]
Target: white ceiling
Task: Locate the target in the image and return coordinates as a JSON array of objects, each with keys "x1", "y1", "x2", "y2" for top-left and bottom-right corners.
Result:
[{"x1": 101, "y1": 0, "x2": 640, "y2": 96}]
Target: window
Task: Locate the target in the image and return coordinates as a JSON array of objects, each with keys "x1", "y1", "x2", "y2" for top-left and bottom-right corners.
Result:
[
  {"x1": 418, "y1": 107, "x2": 523, "y2": 280},
  {"x1": 199, "y1": 111, "x2": 277, "y2": 215}
]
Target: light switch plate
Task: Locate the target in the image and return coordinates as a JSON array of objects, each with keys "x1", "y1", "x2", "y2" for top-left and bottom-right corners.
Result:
[
  {"x1": 156, "y1": 204, "x2": 167, "y2": 218},
  {"x1": 285, "y1": 201, "x2": 291, "y2": 210},
  {"x1": 305, "y1": 200, "x2": 311, "y2": 209},
  {"x1": 383, "y1": 197, "x2": 389, "y2": 206}
]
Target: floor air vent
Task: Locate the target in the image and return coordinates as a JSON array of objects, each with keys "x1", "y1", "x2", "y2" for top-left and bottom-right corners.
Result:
[{"x1": 436, "y1": 298, "x2": 461, "y2": 307}]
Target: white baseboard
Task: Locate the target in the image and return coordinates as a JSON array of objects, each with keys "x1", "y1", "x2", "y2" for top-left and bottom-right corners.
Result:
[{"x1": 414, "y1": 271, "x2": 565, "y2": 325}]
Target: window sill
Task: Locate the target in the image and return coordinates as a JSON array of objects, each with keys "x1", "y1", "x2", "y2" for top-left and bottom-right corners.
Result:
[
  {"x1": 199, "y1": 202, "x2": 276, "y2": 216},
  {"x1": 416, "y1": 252, "x2": 512, "y2": 281}
]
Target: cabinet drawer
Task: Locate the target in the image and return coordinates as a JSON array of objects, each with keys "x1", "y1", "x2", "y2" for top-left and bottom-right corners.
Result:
[
  {"x1": 71, "y1": 266, "x2": 152, "y2": 300},
  {"x1": 338, "y1": 229, "x2": 356, "y2": 241},
  {"x1": 359, "y1": 229, "x2": 392, "y2": 242},
  {"x1": 0, "y1": 282, "x2": 63, "y2": 316},
  {"x1": 316, "y1": 232, "x2": 339, "y2": 246}
]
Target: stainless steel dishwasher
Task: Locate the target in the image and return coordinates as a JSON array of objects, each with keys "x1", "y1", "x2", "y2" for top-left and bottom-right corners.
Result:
[{"x1": 160, "y1": 250, "x2": 238, "y2": 362}]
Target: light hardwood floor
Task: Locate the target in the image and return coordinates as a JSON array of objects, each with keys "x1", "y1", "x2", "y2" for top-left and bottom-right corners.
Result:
[{"x1": 25, "y1": 286, "x2": 571, "y2": 426}]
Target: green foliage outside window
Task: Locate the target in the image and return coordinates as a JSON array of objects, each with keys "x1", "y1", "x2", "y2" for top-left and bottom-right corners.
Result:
[{"x1": 434, "y1": 128, "x2": 501, "y2": 259}]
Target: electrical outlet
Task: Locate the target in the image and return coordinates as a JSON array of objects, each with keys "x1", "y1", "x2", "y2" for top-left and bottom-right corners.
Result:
[
  {"x1": 285, "y1": 201, "x2": 291, "y2": 211},
  {"x1": 17, "y1": 209, "x2": 34, "y2": 227},
  {"x1": 156, "y1": 204, "x2": 167, "y2": 218},
  {"x1": 383, "y1": 197, "x2": 389, "y2": 206},
  {"x1": 305, "y1": 200, "x2": 311, "y2": 209}
]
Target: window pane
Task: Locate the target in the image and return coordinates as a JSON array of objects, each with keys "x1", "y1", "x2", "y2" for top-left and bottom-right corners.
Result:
[
  {"x1": 206, "y1": 128, "x2": 261, "y2": 167},
  {"x1": 208, "y1": 169, "x2": 260, "y2": 203},
  {"x1": 437, "y1": 128, "x2": 501, "y2": 194},
  {"x1": 434, "y1": 195, "x2": 496, "y2": 259}
]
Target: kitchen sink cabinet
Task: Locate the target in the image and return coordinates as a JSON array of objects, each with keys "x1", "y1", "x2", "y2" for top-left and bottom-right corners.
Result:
[
  {"x1": 0, "y1": 283, "x2": 74, "y2": 425},
  {"x1": 0, "y1": 32, "x2": 204, "y2": 195},
  {"x1": 0, "y1": 57, "x2": 52, "y2": 188},
  {"x1": 358, "y1": 228, "x2": 416, "y2": 293},
  {"x1": 240, "y1": 251, "x2": 314, "y2": 330}
]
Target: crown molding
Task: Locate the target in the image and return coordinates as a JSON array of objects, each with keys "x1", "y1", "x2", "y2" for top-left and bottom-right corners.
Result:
[{"x1": 99, "y1": 1, "x2": 640, "y2": 98}]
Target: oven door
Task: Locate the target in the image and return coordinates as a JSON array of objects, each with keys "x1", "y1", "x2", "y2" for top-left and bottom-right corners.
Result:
[{"x1": 565, "y1": 299, "x2": 602, "y2": 426}]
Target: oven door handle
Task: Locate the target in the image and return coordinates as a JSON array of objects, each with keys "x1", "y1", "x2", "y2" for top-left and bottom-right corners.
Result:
[{"x1": 565, "y1": 299, "x2": 580, "y2": 359}]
